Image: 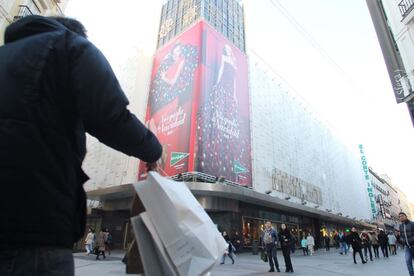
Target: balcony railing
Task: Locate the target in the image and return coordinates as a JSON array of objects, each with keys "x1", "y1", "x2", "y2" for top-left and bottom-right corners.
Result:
[
  {"x1": 13, "y1": 0, "x2": 40, "y2": 22},
  {"x1": 398, "y1": 0, "x2": 414, "y2": 19}
]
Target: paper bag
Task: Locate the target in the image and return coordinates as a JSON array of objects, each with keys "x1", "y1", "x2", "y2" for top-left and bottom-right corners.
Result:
[{"x1": 133, "y1": 172, "x2": 227, "y2": 276}]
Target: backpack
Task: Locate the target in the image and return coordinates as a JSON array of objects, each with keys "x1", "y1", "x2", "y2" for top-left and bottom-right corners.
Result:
[{"x1": 263, "y1": 230, "x2": 273, "y2": 244}]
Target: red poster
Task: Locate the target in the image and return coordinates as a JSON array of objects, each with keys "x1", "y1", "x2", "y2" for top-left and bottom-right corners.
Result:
[
  {"x1": 138, "y1": 23, "x2": 202, "y2": 180},
  {"x1": 195, "y1": 22, "x2": 252, "y2": 186},
  {"x1": 139, "y1": 21, "x2": 252, "y2": 187}
]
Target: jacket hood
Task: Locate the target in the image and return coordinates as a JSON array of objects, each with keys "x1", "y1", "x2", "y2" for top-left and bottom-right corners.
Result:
[{"x1": 4, "y1": 15, "x2": 66, "y2": 44}]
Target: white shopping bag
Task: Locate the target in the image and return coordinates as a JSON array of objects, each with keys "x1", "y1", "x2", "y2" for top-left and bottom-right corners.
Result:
[{"x1": 133, "y1": 172, "x2": 227, "y2": 276}]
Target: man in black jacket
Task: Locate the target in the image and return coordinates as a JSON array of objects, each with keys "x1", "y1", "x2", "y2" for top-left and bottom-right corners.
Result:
[
  {"x1": 377, "y1": 230, "x2": 389, "y2": 258},
  {"x1": 0, "y1": 16, "x2": 162, "y2": 275},
  {"x1": 399, "y1": 212, "x2": 414, "y2": 276}
]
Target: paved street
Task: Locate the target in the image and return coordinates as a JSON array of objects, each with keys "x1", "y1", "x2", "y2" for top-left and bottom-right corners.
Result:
[{"x1": 74, "y1": 248, "x2": 408, "y2": 276}]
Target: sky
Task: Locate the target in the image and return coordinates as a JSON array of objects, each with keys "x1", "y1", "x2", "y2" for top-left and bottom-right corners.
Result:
[{"x1": 65, "y1": 0, "x2": 414, "y2": 203}]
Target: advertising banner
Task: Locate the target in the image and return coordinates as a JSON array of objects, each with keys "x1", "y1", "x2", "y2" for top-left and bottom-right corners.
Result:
[
  {"x1": 138, "y1": 23, "x2": 202, "y2": 180},
  {"x1": 139, "y1": 21, "x2": 252, "y2": 187},
  {"x1": 195, "y1": 22, "x2": 252, "y2": 186}
]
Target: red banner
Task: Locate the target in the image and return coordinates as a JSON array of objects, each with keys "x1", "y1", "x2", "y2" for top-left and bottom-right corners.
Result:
[
  {"x1": 138, "y1": 23, "x2": 202, "y2": 180},
  {"x1": 195, "y1": 22, "x2": 252, "y2": 186},
  {"x1": 139, "y1": 21, "x2": 252, "y2": 187}
]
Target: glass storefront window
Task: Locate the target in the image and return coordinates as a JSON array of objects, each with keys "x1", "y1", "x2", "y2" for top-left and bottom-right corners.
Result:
[{"x1": 242, "y1": 216, "x2": 300, "y2": 247}]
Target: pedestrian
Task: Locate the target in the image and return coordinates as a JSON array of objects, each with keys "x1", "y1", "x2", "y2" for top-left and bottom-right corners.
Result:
[
  {"x1": 301, "y1": 235, "x2": 309, "y2": 255},
  {"x1": 334, "y1": 232, "x2": 340, "y2": 249},
  {"x1": 396, "y1": 230, "x2": 403, "y2": 250},
  {"x1": 388, "y1": 231, "x2": 397, "y2": 255},
  {"x1": 339, "y1": 231, "x2": 348, "y2": 255},
  {"x1": 324, "y1": 234, "x2": 330, "y2": 251},
  {"x1": 104, "y1": 228, "x2": 112, "y2": 256},
  {"x1": 371, "y1": 231, "x2": 380, "y2": 258},
  {"x1": 260, "y1": 221, "x2": 280, "y2": 273},
  {"x1": 84, "y1": 228, "x2": 94, "y2": 256},
  {"x1": 279, "y1": 224, "x2": 294, "y2": 273},
  {"x1": 220, "y1": 231, "x2": 235, "y2": 264},
  {"x1": 306, "y1": 232, "x2": 315, "y2": 256},
  {"x1": 347, "y1": 227, "x2": 366, "y2": 264},
  {"x1": 95, "y1": 229, "x2": 106, "y2": 260},
  {"x1": 290, "y1": 231, "x2": 296, "y2": 254},
  {"x1": 222, "y1": 231, "x2": 229, "y2": 242},
  {"x1": 360, "y1": 231, "x2": 373, "y2": 261},
  {"x1": 220, "y1": 239, "x2": 236, "y2": 264},
  {"x1": 0, "y1": 15, "x2": 162, "y2": 276},
  {"x1": 232, "y1": 231, "x2": 242, "y2": 253},
  {"x1": 378, "y1": 230, "x2": 389, "y2": 258},
  {"x1": 398, "y1": 212, "x2": 414, "y2": 276}
]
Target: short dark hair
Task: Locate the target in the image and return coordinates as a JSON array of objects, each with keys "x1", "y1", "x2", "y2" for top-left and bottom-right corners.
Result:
[
  {"x1": 49, "y1": 17, "x2": 87, "y2": 38},
  {"x1": 399, "y1": 212, "x2": 407, "y2": 216}
]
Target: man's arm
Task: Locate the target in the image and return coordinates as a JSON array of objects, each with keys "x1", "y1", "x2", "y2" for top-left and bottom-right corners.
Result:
[
  {"x1": 69, "y1": 36, "x2": 161, "y2": 162},
  {"x1": 273, "y1": 230, "x2": 279, "y2": 244}
]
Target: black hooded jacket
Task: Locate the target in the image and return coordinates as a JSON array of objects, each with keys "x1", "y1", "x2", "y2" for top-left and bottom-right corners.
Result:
[{"x1": 0, "y1": 16, "x2": 161, "y2": 249}]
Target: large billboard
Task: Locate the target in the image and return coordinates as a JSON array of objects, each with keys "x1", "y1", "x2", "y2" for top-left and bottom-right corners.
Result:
[
  {"x1": 139, "y1": 21, "x2": 252, "y2": 187},
  {"x1": 138, "y1": 23, "x2": 202, "y2": 179},
  {"x1": 195, "y1": 22, "x2": 252, "y2": 186}
]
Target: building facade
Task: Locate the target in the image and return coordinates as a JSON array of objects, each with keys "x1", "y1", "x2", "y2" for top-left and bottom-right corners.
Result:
[
  {"x1": 366, "y1": 0, "x2": 414, "y2": 125},
  {"x1": 397, "y1": 187, "x2": 414, "y2": 219},
  {"x1": 0, "y1": 0, "x2": 67, "y2": 45},
  {"x1": 370, "y1": 169, "x2": 400, "y2": 230},
  {"x1": 81, "y1": 0, "x2": 377, "y2": 251}
]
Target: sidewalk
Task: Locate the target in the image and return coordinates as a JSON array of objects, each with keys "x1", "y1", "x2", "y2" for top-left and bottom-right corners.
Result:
[{"x1": 73, "y1": 248, "x2": 408, "y2": 276}]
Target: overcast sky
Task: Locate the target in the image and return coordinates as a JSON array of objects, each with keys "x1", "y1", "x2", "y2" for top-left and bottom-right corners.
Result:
[{"x1": 65, "y1": 0, "x2": 414, "y2": 203}]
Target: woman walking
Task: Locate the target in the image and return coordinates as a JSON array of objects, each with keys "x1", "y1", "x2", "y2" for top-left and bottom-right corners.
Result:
[
  {"x1": 348, "y1": 227, "x2": 366, "y2": 264},
  {"x1": 84, "y1": 228, "x2": 94, "y2": 256},
  {"x1": 95, "y1": 229, "x2": 106, "y2": 260},
  {"x1": 371, "y1": 231, "x2": 380, "y2": 258},
  {"x1": 220, "y1": 231, "x2": 235, "y2": 264},
  {"x1": 360, "y1": 231, "x2": 373, "y2": 261},
  {"x1": 388, "y1": 231, "x2": 397, "y2": 255},
  {"x1": 306, "y1": 233, "x2": 315, "y2": 256}
]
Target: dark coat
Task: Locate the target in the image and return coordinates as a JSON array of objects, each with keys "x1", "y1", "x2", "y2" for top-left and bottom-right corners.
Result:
[
  {"x1": 377, "y1": 232, "x2": 389, "y2": 246},
  {"x1": 278, "y1": 229, "x2": 293, "y2": 248},
  {"x1": 0, "y1": 16, "x2": 161, "y2": 249},
  {"x1": 347, "y1": 232, "x2": 362, "y2": 250},
  {"x1": 399, "y1": 220, "x2": 414, "y2": 246}
]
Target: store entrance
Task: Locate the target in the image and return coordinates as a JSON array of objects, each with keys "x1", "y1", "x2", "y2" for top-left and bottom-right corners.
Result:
[{"x1": 242, "y1": 216, "x2": 300, "y2": 247}]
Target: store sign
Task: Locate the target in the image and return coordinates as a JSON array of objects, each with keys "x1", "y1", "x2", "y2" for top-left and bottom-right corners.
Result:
[
  {"x1": 358, "y1": 144, "x2": 377, "y2": 219},
  {"x1": 271, "y1": 168, "x2": 323, "y2": 205}
]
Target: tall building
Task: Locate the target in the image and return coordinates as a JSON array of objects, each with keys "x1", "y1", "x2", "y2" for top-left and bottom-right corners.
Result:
[
  {"x1": 366, "y1": 0, "x2": 414, "y2": 126},
  {"x1": 78, "y1": 0, "x2": 377, "y2": 250},
  {"x1": 395, "y1": 186, "x2": 414, "y2": 219},
  {"x1": 370, "y1": 169, "x2": 400, "y2": 230},
  {"x1": 0, "y1": 0, "x2": 67, "y2": 45}
]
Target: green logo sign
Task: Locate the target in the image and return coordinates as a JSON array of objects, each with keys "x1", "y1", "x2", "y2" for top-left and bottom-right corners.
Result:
[
  {"x1": 170, "y1": 152, "x2": 189, "y2": 166},
  {"x1": 358, "y1": 144, "x2": 377, "y2": 219},
  {"x1": 234, "y1": 161, "x2": 248, "y2": 174}
]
